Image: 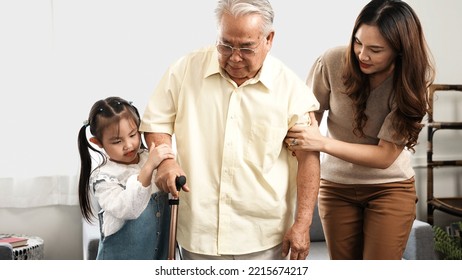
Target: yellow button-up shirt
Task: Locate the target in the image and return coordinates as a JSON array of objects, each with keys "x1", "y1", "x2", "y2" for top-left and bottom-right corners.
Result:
[{"x1": 140, "y1": 46, "x2": 319, "y2": 255}]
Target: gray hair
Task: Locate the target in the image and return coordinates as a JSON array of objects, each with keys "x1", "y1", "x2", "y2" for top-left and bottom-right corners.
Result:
[{"x1": 215, "y1": 0, "x2": 274, "y2": 36}]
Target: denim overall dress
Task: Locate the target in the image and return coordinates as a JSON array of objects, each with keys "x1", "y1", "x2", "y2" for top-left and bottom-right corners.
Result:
[{"x1": 96, "y1": 192, "x2": 170, "y2": 259}]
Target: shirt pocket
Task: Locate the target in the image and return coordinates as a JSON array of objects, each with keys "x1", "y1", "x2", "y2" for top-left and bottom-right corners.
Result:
[{"x1": 244, "y1": 124, "x2": 286, "y2": 173}]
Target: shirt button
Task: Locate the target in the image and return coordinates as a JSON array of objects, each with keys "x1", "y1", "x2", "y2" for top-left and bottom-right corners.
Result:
[{"x1": 156, "y1": 212, "x2": 161, "y2": 218}]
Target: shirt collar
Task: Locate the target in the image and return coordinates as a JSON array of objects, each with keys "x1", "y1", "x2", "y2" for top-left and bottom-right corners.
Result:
[{"x1": 204, "y1": 47, "x2": 273, "y2": 91}]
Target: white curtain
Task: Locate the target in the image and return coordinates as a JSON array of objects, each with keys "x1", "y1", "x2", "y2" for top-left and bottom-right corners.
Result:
[{"x1": 0, "y1": 176, "x2": 78, "y2": 207}]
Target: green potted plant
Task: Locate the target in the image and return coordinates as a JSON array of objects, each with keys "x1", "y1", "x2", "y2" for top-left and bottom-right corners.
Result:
[{"x1": 433, "y1": 221, "x2": 462, "y2": 260}]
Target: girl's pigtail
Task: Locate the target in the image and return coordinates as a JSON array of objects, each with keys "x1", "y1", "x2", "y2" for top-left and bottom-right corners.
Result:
[{"x1": 78, "y1": 123, "x2": 96, "y2": 223}]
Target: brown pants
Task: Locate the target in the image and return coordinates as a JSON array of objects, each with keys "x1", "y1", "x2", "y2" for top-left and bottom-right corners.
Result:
[{"x1": 318, "y1": 178, "x2": 417, "y2": 260}]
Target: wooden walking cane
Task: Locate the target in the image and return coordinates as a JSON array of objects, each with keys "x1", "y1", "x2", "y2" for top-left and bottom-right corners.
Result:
[{"x1": 168, "y1": 175, "x2": 186, "y2": 260}]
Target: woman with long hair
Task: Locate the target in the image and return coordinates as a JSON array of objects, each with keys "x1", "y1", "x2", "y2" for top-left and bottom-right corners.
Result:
[{"x1": 286, "y1": 0, "x2": 435, "y2": 259}]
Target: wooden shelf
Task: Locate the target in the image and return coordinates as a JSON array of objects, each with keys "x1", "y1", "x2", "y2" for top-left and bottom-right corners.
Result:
[
  {"x1": 428, "y1": 197, "x2": 462, "y2": 217},
  {"x1": 426, "y1": 84, "x2": 462, "y2": 225},
  {"x1": 427, "y1": 122, "x2": 462, "y2": 129}
]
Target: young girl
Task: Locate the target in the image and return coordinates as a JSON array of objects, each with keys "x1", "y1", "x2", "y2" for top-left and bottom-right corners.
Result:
[
  {"x1": 78, "y1": 96, "x2": 175, "y2": 259},
  {"x1": 286, "y1": 0, "x2": 435, "y2": 259}
]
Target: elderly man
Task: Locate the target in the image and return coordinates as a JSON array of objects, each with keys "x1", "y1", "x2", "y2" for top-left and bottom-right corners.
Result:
[{"x1": 140, "y1": 0, "x2": 319, "y2": 260}]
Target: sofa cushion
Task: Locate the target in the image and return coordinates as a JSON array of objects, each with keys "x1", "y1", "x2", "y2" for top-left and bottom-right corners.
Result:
[
  {"x1": 310, "y1": 203, "x2": 325, "y2": 242},
  {"x1": 0, "y1": 242, "x2": 14, "y2": 260},
  {"x1": 307, "y1": 241, "x2": 329, "y2": 260},
  {"x1": 403, "y1": 219, "x2": 436, "y2": 260}
]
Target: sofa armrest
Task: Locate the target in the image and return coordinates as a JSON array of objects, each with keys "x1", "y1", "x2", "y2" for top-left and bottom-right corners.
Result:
[
  {"x1": 403, "y1": 219, "x2": 436, "y2": 260},
  {"x1": 82, "y1": 219, "x2": 100, "y2": 260},
  {"x1": 310, "y1": 204, "x2": 325, "y2": 242},
  {"x1": 0, "y1": 242, "x2": 14, "y2": 260}
]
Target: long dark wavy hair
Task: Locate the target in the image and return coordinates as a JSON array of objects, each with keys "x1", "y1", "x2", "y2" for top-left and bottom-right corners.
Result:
[
  {"x1": 77, "y1": 97, "x2": 144, "y2": 222},
  {"x1": 343, "y1": 0, "x2": 435, "y2": 151}
]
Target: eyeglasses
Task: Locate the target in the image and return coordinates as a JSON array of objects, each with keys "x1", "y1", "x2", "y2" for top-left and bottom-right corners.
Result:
[{"x1": 216, "y1": 39, "x2": 263, "y2": 58}]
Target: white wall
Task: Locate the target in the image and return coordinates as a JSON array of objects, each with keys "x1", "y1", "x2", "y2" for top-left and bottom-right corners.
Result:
[{"x1": 0, "y1": 0, "x2": 461, "y2": 259}]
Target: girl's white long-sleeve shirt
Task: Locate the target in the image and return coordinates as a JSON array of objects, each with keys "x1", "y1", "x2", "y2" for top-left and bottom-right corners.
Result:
[{"x1": 89, "y1": 150, "x2": 160, "y2": 237}]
